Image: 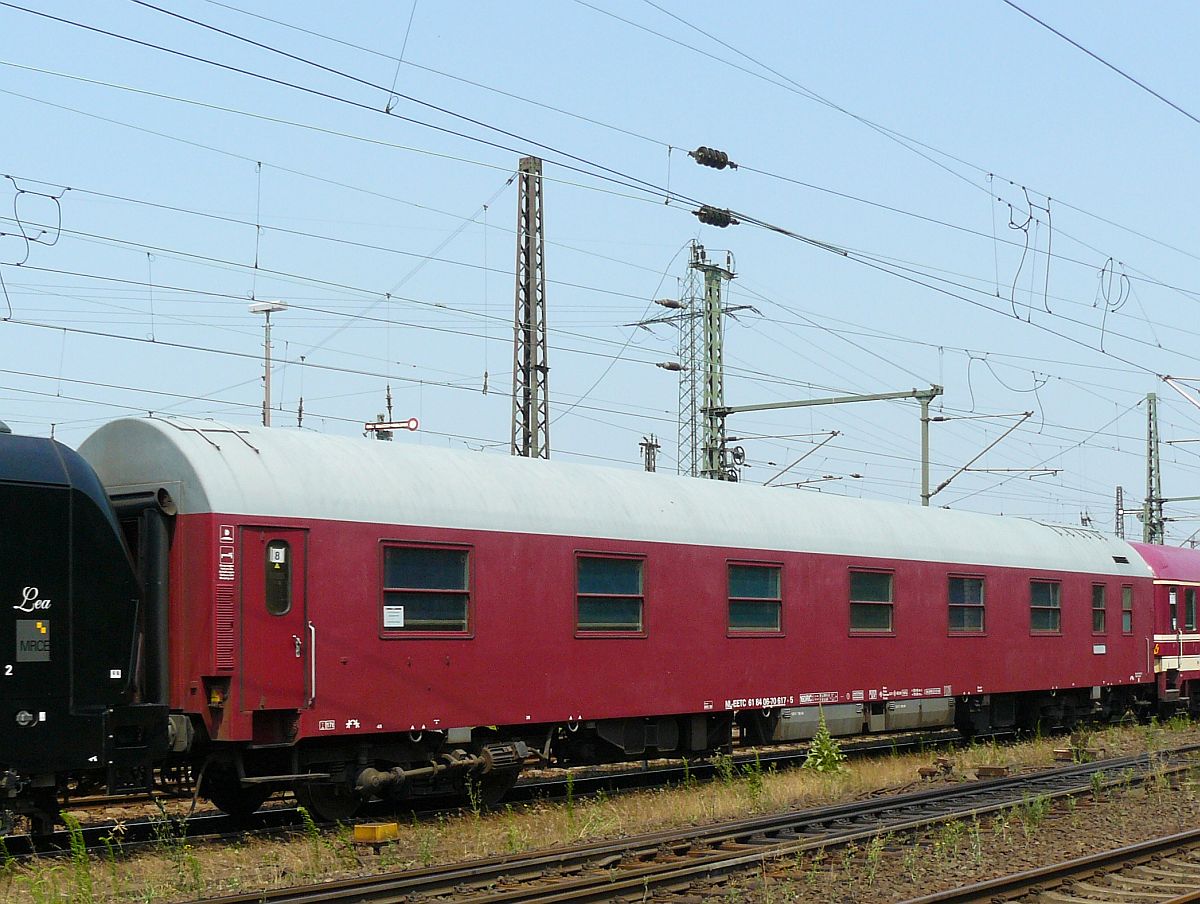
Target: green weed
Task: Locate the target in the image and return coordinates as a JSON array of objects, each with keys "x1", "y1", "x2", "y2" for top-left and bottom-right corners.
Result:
[
  {"x1": 863, "y1": 834, "x2": 886, "y2": 886},
  {"x1": 741, "y1": 753, "x2": 765, "y2": 807},
  {"x1": 61, "y1": 812, "x2": 92, "y2": 904},
  {"x1": 714, "y1": 753, "x2": 736, "y2": 786},
  {"x1": 565, "y1": 770, "x2": 575, "y2": 826},
  {"x1": 150, "y1": 800, "x2": 202, "y2": 892},
  {"x1": 901, "y1": 845, "x2": 920, "y2": 883},
  {"x1": 803, "y1": 848, "x2": 826, "y2": 888},
  {"x1": 16, "y1": 865, "x2": 63, "y2": 904},
  {"x1": 465, "y1": 776, "x2": 483, "y2": 820},
  {"x1": 932, "y1": 819, "x2": 964, "y2": 861},
  {"x1": 802, "y1": 709, "x2": 846, "y2": 774},
  {"x1": 1017, "y1": 793, "x2": 1051, "y2": 838},
  {"x1": 967, "y1": 816, "x2": 984, "y2": 864}
]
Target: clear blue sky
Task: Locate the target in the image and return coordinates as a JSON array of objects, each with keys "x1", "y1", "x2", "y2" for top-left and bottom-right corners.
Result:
[{"x1": 3, "y1": 1, "x2": 1200, "y2": 535}]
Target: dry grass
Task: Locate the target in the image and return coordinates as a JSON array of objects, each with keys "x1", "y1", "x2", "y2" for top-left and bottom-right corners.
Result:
[{"x1": 3, "y1": 719, "x2": 1199, "y2": 902}]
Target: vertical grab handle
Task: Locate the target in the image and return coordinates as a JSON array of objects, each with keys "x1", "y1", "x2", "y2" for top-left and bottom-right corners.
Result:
[{"x1": 307, "y1": 621, "x2": 316, "y2": 706}]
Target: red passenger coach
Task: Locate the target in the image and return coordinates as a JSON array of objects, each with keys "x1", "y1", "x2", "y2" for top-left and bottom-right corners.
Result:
[
  {"x1": 1128, "y1": 542, "x2": 1200, "y2": 712},
  {"x1": 77, "y1": 418, "x2": 1159, "y2": 818}
]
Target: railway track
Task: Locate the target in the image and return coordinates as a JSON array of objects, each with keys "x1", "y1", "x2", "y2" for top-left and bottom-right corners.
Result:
[
  {"x1": 904, "y1": 827, "x2": 1200, "y2": 903},
  {"x1": 184, "y1": 745, "x2": 1200, "y2": 904},
  {"x1": 509, "y1": 727, "x2": 961, "y2": 801},
  {"x1": 2, "y1": 728, "x2": 960, "y2": 857}
]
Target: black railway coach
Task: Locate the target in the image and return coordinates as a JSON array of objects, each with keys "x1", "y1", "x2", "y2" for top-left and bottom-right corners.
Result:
[{"x1": 0, "y1": 431, "x2": 168, "y2": 831}]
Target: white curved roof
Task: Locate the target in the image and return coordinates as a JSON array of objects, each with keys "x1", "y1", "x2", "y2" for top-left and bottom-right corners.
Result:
[{"x1": 79, "y1": 417, "x2": 1148, "y2": 577}]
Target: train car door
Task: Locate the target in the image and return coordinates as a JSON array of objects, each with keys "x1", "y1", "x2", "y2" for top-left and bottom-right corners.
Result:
[{"x1": 241, "y1": 527, "x2": 309, "y2": 711}]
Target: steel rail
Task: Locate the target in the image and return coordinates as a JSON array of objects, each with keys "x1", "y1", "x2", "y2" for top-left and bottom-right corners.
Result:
[
  {"x1": 507, "y1": 727, "x2": 962, "y2": 801},
  {"x1": 185, "y1": 745, "x2": 1200, "y2": 904},
  {"x1": 902, "y1": 827, "x2": 1200, "y2": 903},
  {"x1": 445, "y1": 760, "x2": 1200, "y2": 903}
]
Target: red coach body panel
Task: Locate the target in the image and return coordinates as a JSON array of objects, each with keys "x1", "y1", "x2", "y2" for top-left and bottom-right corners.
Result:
[
  {"x1": 162, "y1": 517, "x2": 1155, "y2": 745},
  {"x1": 78, "y1": 418, "x2": 1158, "y2": 747},
  {"x1": 1129, "y1": 542, "x2": 1200, "y2": 693}
]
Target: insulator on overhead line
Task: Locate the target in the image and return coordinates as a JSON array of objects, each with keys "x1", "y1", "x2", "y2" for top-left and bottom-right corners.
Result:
[
  {"x1": 656, "y1": 361, "x2": 684, "y2": 372},
  {"x1": 690, "y1": 146, "x2": 737, "y2": 170},
  {"x1": 654, "y1": 298, "x2": 684, "y2": 309},
  {"x1": 694, "y1": 205, "x2": 739, "y2": 228}
]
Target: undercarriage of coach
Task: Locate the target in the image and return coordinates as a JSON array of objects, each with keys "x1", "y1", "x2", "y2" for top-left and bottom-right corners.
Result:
[{"x1": 197, "y1": 730, "x2": 531, "y2": 822}]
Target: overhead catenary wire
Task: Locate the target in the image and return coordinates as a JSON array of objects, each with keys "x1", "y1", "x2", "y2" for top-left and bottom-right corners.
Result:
[
  {"x1": 0, "y1": 318, "x2": 687, "y2": 427},
  {"x1": 2, "y1": 359, "x2": 1145, "y2": 514},
  {"x1": 5, "y1": 176, "x2": 1192, "y2": 386},
  {"x1": 12, "y1": 245, "x2": 1178, "y2": 488},
  {"x1": 946, "y1": 398, "x2": 1144, "y2": 508},
  {"x1": 33, "y1": 161, "x2": 1193, "y2": 393},
  {"x1": 0, "y1": 73, "x2": 687, "y2": 293},
  {"x1": 0, "y1": 0, "x2": 1111, "y2": 307},
  {"x1": 2, "y1": 201, "x2": 1180, "y2": 489},
  {"x1": 1, "y1": 261, "x2": 681, "y2": 374},
  {"x1": 149, "y1": 0, "x2": 1200, "y2": 274},
  {"x1": 6, "y1": 54, "x2": 1199, "y2": 318},
  {"x1": 2, "y1": 164, "x2": 1180, "y2": 453},
  {"x1": 9, "y1": 222, "x2": 1176, "y2": 473},
  {"x1": 0, "y1": 1, "x2": 1180, "y2": 513},
  {"x1": 198, "y1": 0, "x2": 674, "y2": 147},
  {"x1": 0, "y1": 62, "x2": 657, "y2": 208},
  {"x1": 9, "y1": 56, "x2": 1200, "y2": 316},
  {"x1": 238, "y1": 0, "x2": 1200, "y2": 276},
  {"x1": 0, "y1": 374, "x2": 657, "y2": 467},
  {"x1": 0, "y1": 1, "x2": 686, "y2": 207},
  {"x1": 1001, "y1": 0, "x2": 1200, "y2": 130},
  {"x1": 618, "y1": 0, "x2": 1200, "y2": 273}
]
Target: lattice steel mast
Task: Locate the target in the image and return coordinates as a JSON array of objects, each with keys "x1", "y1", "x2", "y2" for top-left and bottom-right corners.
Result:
[
  {"x1": 676, "y1": 253, "x2": 702, "y2": 476},
  {"x1": 693, "y1": 244, "x2": 736, "y2": 480},
  {"x1": 511, "y1": 156, "x2": 549, "y2": 458},
  {"x1": 1144, "y1": 392, "x2": 1165, "y2": 543}
]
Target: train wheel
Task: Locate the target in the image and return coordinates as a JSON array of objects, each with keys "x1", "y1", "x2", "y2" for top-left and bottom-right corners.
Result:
[
  {"x1": 465, "y1": 767, "x2": 521, "y2": 810},
  {"x1": 200, "y1": 765, "x2": 269, "y2": 818},
  {"x1": 294, "y1": 782, "x2": 362, "y2": 822}
]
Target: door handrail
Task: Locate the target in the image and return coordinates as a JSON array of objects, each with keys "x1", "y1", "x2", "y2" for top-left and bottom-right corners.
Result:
[{"x1": 307, "y1": 620, "x2": 316, "y2": 706}]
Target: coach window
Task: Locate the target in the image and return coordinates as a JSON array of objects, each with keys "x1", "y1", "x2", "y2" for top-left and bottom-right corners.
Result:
[
  {"x1": 1122, "y1": 585, "x2": 1134, "y2": 634},
  {"x1": 1092, "y1": 584, "x2": 1107, "y2": 634},
  {"x1": 577, "y1": 555, "x2": 644, "y2": 634},
  {"x1": 948, "y1": 576, "x2": 984, "y2": 633},
  {"x1": 728, "y1": 563, "x2": 782, "y2": 633},
  {"x1": 264, "y1": 539, "x2": 291, "y2": 615},
  {"x1": 850, "y1": 570, "x2": 893, "y2": 633},
  {"x1": 1187, "y1": 588, "x2": 1198, "y2": 632},
  {"x1": 1030, "y1": 580, "x2": 1061, "y2": 633},
  {"x1": 381, "y1": 545, "x2": 470, "y2": 633}
]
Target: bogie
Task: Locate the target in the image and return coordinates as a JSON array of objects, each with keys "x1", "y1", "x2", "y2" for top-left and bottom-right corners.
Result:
[
  {"x1": 199, "y1": 764, "x2": 270, "y2": 819},
  {"x1": 294, "y1": 781, "x2": 363, "y2": 822}
]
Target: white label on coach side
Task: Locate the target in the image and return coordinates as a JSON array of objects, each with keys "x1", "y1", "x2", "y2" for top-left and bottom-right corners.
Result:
[
  {"x1": 217, "y1": 525, "x2": 236, "y2": 582},
  {"x1": 14, "y1": 586, "x2": 51, "y2": 613},
  {"x1": 383, "y1": 606, "x2": 405, "y2": 628}
]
